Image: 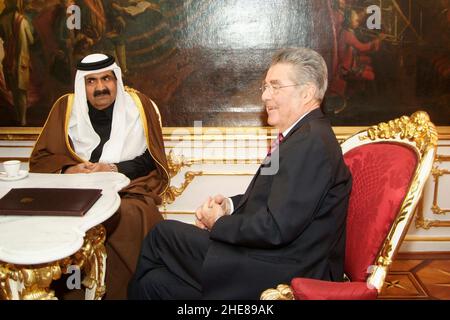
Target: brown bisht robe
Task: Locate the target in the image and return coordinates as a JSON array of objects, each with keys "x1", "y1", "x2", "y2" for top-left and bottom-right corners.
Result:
[{"x1": 30, "y1": 88, "x2": 170, "y2": 300}]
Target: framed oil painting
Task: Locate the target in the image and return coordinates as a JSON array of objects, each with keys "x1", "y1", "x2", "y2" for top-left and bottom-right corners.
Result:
[{"x1": 0, "y1": 0, "x2": 448, "y2": 129}]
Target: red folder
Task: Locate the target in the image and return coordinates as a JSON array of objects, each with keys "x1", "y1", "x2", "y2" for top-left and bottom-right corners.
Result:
[{"x1": 0, "y1": 188, "x2": 102, "y2": 217}]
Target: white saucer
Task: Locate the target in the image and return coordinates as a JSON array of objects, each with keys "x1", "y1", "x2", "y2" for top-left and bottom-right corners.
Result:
[{"x1": 0, "y1": 170, "x2": 29, "y2": 181}]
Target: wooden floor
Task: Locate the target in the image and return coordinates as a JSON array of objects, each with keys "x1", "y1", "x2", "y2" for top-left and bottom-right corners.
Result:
[{"x1": 378, "y1": 252, "x2": 450, "y2": 300}]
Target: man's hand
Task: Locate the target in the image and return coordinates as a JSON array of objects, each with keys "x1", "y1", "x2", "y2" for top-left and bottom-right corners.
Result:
[
  {"x1": 213, "y1": 194, "x2": 231, "y2": 215},
  {"x1": 195, "y1": 196, "x2": 226, "y2": 230},
  {"x1": 63, "y1": 162, "x2": 94, "y2": 174},
  {"x1": 195, "y1": 206, "x2": 208, "y2": 230},
  {"x1": 89, "y1": 163, "x2": 117, "y2": 172},
  {"x1": 63, "y1": 162, "x2": 117, "y2": 174}
]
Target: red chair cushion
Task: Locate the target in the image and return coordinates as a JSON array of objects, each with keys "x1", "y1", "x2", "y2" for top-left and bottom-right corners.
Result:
[
  {"x1": 291, "y1": 278, "x2": 378, "y2": 300},
  {"x1": 343, "y1": 143, "x2": 417, "y2": 282}
]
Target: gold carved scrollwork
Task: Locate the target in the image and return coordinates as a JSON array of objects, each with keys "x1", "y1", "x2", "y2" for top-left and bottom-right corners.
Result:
[
  {"x1": 415, "y1": 155, "x2": 450, "y2": 228},
  {"x1": 161, "y1": 150, "x2": 204, "y2": 206},
  {"x1": 166, "y1": 150, "x2": 194, "y2": 178},
  {"x1": 63, "y1": 224, "x2": 107, "y2": 300},
  {"x1": 0, "y1": 262, "x2": 61, "y2": 300},
  {"x1": 415, "y1": 217, "x2": 450, "y2": 229},
  {"x1": 377, "y1": 244, "x2": 394, "y2": 267},
  {"x1": 260, "y1": 284, "x2": 294, "y2": 300},
  {"x1": 430, "y1": 164, "x2": 450, "y2": 216},
  {"x1": 0, "y1": 225, "x2": 107, "y2": 300},
  {"x1": 414, "y1": 197, "x2": 450, "y2": 229},
  {"x1": 365, "y1": 111, "x2": 438, "y2": 154},
  {"x1": 162, "y1": 171, "x2": 203, "y2": 206},
  {"x1": 20, "y1": 264, "x2": 62, "y2": 300},
  {"x1": 0, "y1": 265, "x2": 19, "y2": 300}
]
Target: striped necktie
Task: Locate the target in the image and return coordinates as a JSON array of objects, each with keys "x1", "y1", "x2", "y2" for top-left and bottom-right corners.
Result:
[{"x1": 267, "y1": 132, "x2": 284, "y2": 157}]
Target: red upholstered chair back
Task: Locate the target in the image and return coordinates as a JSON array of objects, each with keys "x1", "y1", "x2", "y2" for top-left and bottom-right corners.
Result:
[
  {"x1": 338, "y1": 111, "x2": 438, "y2": 291},
  {"x1": 343, "y1": 143, "x2": 417, "y2": 282}
]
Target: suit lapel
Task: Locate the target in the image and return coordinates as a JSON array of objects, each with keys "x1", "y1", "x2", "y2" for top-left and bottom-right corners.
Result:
[
  {"x1": 282, "y1": 108, "x2": 324, "y2": 141},
  {"x1": 235, "y1": 166, "x2": 261, "y2": 210},
  {"x1": 234, "y1": 108, "x2": 325, "y2": 212}
]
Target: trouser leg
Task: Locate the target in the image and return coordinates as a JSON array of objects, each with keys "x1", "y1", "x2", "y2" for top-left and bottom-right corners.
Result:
[
  {"x1": 128, "y1": 220, "x2": 211, "y2": 300},
  {"x1": 130, "y1": 266, "x2": 203, "y2": 300}
]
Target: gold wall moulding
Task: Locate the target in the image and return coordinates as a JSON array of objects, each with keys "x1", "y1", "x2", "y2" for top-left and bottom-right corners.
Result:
[
  {"x1": 404, "y1": 236, "x2": 450, "y2": 241},
  {"x1": 435, "y1": 155, "x2": 450, "y2": 162},
  {"x1": 415, "y1": 196, "x2": 450, "y2": 229},
  {"x1": 161, "y1": 169, "x2": 256, "y2": 206},
  {"x1": 416, "y1": 219, "x2": 450, "y2": 229},
  {"x1": 1, "y1": 126, "x2": 449, "y2": 141},
  {"x1": 167, "y1": 149, "x2": 260, "y2": 176},
  {"x1": 0, "y1": 127, "x2": 40, "y2": 141},
  {"x1": 430, "y1": 155, "x2": 450, "y2": 216},
  {"x1": 414, "y1": 154, "x2": 450, "y2": 228}
]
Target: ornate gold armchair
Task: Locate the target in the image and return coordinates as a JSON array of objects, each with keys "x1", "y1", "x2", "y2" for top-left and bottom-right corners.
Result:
[{"x1": 261, "y1": 111, "x2": 437, "y2": 300}]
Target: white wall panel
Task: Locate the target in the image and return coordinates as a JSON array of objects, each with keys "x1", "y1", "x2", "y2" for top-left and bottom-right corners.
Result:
[{"x1": 1, "y1": 129, "x2": 449, "y2": 252}]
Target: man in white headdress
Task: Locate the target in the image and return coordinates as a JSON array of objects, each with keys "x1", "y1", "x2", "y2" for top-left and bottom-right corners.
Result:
[{"x1": 30, "y1": 53, "x2": 170, "y2": 299}]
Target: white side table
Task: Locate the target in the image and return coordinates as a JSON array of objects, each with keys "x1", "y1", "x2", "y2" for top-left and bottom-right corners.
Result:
[{"x1": 0, "y1": 172, "x2": 129, "y2": 300}]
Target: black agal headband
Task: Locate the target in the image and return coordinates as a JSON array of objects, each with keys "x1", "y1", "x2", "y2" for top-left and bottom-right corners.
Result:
[{"x1": 76, "y1": 54, "x2": 115, "y2": 71}]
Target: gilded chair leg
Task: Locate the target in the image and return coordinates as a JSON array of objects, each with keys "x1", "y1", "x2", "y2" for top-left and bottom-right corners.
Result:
[{"x1": 260, "y1": 284, "x2": 295, "y2": 300}]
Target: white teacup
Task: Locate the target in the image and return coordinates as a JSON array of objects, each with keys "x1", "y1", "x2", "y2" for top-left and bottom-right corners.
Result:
[{"x1": 3, "y1": 160, "x2": 21, "y2": 177}]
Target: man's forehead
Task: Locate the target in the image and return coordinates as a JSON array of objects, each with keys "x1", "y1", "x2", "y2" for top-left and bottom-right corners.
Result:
[
  {"x1": 84, "y1": 70, "x2": 115, "y2": 79},
  {"x1": 265, "y1": 63, "x2": 295, "y2": 83}
]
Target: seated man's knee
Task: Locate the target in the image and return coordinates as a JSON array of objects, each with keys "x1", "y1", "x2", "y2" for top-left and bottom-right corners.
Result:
[
  {"x1": 128, "y1": 269, "x2": 169, "y2": 300},
  {"x1": 148, "y1": 220, "x2": 181, "y2": 239},
  {"x1": 141, "y1": 220, "x2": 179, "y2": 251}
]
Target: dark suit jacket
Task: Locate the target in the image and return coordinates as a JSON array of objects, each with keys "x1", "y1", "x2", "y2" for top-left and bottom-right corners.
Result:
[{"x1": 201, "y1": 108, "x2": 352, "y2": 299}]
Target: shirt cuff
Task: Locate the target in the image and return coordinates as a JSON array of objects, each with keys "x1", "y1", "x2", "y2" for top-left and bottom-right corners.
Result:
[{"x1": 227, "y1": 197, "x2": 234, "y2": 215}]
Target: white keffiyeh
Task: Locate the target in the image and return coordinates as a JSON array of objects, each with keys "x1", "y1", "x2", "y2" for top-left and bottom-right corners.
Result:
[{"x1": 68, "y1": 53, "x2": 147, "y2": 163}]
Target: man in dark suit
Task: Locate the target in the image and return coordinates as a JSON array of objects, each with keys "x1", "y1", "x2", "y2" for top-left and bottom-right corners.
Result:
[{"x1": 128, "y1": 47, "x2": 352, "y2": 300}]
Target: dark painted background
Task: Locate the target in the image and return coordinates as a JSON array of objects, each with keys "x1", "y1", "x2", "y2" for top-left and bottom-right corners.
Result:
[{"x1": 0, "y1": 0, "x2": 448, "y2": 127}]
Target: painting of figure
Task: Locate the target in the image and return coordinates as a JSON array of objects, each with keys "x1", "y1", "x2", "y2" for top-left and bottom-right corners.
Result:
[
  {"x1": 0, "y1": 0, "x2": 35, "y2": 125},
  {"x1": 0, "y1": 0, "x2": 448, "y2": 127}
]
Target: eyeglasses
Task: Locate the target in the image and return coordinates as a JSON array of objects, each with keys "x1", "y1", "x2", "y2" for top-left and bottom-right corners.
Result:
[{"x1": 259, "y1": 83, "x2": 300, "y2": 95}]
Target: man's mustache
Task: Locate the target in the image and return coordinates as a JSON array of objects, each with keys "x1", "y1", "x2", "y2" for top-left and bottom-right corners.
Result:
[{"x1": 93, "y1": 89, "x2": 110, "y2": 97}]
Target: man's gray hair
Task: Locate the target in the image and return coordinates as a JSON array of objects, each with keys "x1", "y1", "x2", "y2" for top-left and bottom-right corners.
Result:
[{"x1": 270, "y1": 48, "x2": 328, "y2": 101}]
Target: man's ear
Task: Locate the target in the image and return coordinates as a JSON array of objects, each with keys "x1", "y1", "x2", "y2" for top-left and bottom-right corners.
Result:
[{"x1": 301, "y1": 83, "x2": 317, "y2": 104}]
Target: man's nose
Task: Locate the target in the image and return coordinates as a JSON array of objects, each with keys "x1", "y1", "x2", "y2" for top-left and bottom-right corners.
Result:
[
  {"x1": 95, "y1": 80, "x2": 107, "y2": 90},
  {"x1": 261, "y1": 87, "x2": 272, "y2": 101}
]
